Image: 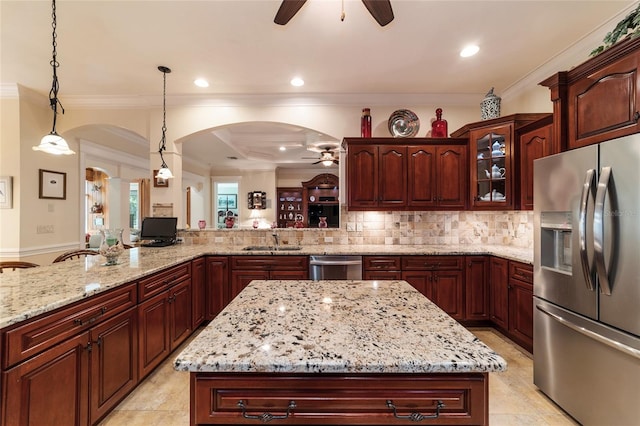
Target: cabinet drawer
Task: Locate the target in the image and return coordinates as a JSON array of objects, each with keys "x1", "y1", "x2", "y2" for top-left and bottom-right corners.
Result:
[
  {"x1": 402, "y1": 256, "x2": 463, "y2": 270},
  {"x1": 3, "y1": 282, "x2": 137, "y2": 369},
  {"x1": 230, "y1": 256, "x2": 307, "y2": 271},
  {"x1": 363, "y1": 256, "x2": 401, "y2": 270},
  {"x1": 509, "y1": 261, "x2": 533, "y2": 284},
  {"x1": 193, "y1": 373, "x2": 487, "y2": 425},
  {"x1": 138, "y1": 262, "x2": 191, "y2": 300}
]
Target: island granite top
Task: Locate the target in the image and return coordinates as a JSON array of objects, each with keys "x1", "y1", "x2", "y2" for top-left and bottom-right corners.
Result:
[
  {"x1": 0, "y1": 243, "x2": 531, "y2": 329},
  {"x1": 173, "y1": 280, "x2": 508, "y2": 374}
]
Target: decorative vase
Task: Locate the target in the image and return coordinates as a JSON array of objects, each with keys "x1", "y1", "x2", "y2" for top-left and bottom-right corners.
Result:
[
  {"x1": 318, "y1": 217, "x2": 328, "y2": 228},
  {"x1": 480, "y1": 88, "x2": 501, "y2": 120},
  {"x1": 198, "y1": 220, "x2": 206, "y2": 230},
  {"x1": 361, "y1": 108, "x2": 372, "y2": 138},
  {"x1": 225, "y1": 216, "x2": 235, "y2": 228},
  {"x1": 99, "y1": 228, "x2": 124, "y2": 266},
  {"x1": 431, "y1": 108, "x2": 448, "y2": 138}
]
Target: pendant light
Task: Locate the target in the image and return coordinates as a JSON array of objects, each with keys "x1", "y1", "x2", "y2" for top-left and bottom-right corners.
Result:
[
  {"x1": 32, "y1": 0, "x2": 75, "y2": 156},
  {"x1": 155, "y1": 66, "x2": 174, "y2": 180}
]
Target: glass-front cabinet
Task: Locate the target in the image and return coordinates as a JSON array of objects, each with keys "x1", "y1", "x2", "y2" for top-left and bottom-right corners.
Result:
[{"x1": 471, "y1": 124, "x2": 512, "y2": 209}]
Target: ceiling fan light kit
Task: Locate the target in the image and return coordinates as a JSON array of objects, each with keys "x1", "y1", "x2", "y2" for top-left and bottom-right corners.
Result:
[{"x1": 275, "y1": 0, "x2": 393, "y2": 26}]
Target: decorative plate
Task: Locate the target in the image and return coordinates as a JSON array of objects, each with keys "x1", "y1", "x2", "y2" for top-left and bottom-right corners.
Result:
[
  {"x1": 309, "y1": 195, "x2": 315, "y2": 202},
  {"x1": 388, "y1": 109, "x2": 420, "y2": 138}
]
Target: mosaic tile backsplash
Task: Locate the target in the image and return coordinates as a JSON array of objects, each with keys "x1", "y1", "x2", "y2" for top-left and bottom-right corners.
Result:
[{"x1": 180, "y1": 209, "x2": 533, "y2": 249}]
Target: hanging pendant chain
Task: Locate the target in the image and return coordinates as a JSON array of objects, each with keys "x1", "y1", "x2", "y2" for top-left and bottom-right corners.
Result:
[
  {"x1": 49, "y1": 0, "x2": 64, "y2": 132},
  {"x1": 158, "y1": 69, "x2": 168, "y2": 168}
]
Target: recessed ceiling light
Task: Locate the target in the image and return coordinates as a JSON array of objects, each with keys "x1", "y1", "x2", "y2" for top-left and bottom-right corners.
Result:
[
  {"x1": 290, "y1": 77, "x2": 304, "y2": 87},
  {"x1": 194, "y1": 78, "x2": 209, "y2": 88},
  {"x1": 460, "y1": 45, "x2": 480, "y2": 58},
  {"x1": 279, "y1": 146, "x2": 286, "y2": 151}
]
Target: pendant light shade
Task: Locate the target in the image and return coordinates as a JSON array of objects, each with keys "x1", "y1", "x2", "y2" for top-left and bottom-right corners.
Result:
[
  {"x1": 33, "y1": 0, "x2": 75, "y2": 156},
  {"x1": 155, "y1": 65, "x2": 174, "y2": 179}
]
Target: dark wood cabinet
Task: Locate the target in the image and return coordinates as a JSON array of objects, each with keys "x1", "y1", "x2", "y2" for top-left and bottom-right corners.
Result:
[
  {"x1": 137, "y1": 263, "x2": 192, "y2": 379},
  {"x1": 541, "y1": 37, "x2": 640, "y2": 151},
  {"x1": 276, "y1": 187, "x2": 303, "y2": 228},
  {"x1": 3, "y1": 332, "x2": 90, "y2": 426},
  {"x1": 229, "y1": 256, "x2": 308, "y2": 301},
  {"x1": 363, "y1": 256, "x2": 402, "y2": 280},
  {"x1": 489, "y1": 257, "x2": 509, "y2": 330},
  {"x1": 89, "y1": 308, "x2": 138, "y2": 424},
  {"x1": 345, "y1": 138, "x2": 468, "y2": 211},
  {"x1": 452, "y1": 114, "x2": 548, "y2": 210},
  {"x1": 465, "y1": 256, "x2": 490, "y2": 321},
  {"x1": 205, "y1": 256, "x2": 229, "y2": 320},
  {"x1": 517, "y1": 115, "x2": 553, "y2": 210},
  {"x1": 192, "y1": 257, "x2": 206, "y2": 328},
  {"x1": 508, "y1": 261, "x2": 533, "y2": 353},
  {"x1": 407, "y1": 145, "x2": 467, "y2": 209}
]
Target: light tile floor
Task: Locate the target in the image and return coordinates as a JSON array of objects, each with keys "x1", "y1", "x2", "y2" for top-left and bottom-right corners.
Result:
[{"x1": 99, "y1": 328, "x2": 578, "y2": 425}]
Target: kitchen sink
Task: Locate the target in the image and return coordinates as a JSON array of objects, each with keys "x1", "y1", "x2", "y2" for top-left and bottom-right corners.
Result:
[{"x1": 242, "y1": 246, "x2": 302, "y2": 251}]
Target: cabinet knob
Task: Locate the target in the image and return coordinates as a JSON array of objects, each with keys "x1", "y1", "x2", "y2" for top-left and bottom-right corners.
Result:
[{"x1": 634, "y1": 111, "x2": 640, "y2": 122}]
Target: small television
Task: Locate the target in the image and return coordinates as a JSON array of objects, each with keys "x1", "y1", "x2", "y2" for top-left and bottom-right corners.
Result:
[{"x1": 140, "y1": 217, "x2": 177, "y2": 247}]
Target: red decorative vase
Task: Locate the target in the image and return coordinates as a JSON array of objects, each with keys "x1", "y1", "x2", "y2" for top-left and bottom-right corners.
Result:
[
  {"x1": 431, "y1": 108, "x2": 448, "y2": 138},
  {"x1": 198, "y1": 220, "x2": 206, "y2": 230},
  {"x1": 361, "y1": 108, "x2": 372, "y2": 138}
]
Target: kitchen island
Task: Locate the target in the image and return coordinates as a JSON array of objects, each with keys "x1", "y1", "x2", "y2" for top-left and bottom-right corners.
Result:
[{"x1": 174, "y1": 280, "x2": 507, "y2": 425}]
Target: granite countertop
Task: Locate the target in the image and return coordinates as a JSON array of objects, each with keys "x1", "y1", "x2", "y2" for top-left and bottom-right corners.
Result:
[
  {"x1": 174, "y1": 280, "x2": 508, "y2": 374},
  {"x1": 0, "y1": 244, "x2": 531, "y2": 329}
]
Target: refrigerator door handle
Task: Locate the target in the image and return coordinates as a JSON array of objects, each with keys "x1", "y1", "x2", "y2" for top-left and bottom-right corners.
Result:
[
  {"x1": 579, "y1": 169, "x2": 596, "y2": 291},
  {"x1": 594, "y1": 166, "x2": 613, "y2": 295},
  {"x1": 536, "y1": 304, "x2": 640, "y2": 360}
]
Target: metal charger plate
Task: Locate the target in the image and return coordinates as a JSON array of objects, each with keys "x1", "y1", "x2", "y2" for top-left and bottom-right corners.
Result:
[{"x1": 388, "y1": 109, "x2": 420, "y2": 137}]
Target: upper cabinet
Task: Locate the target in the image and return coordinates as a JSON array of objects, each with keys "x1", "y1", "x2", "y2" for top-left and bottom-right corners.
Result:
[
  {"x1": 517, "y1": 114, "x2": 553, "y2": 210},
  {"x1": 451, "y1": 114, "x2": 549, "y2": 210},
  {"x1": 541, "y1": 37, "x2": 640, "y2": 150},
  {"x1": 344, "y1": 138, "x2": 467, "y2": 211}
]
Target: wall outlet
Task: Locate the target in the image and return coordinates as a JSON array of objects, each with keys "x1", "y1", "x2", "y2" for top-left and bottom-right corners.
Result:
[
  {"x1": 37, "y1": 225, "x2": 54, "y2": 234},
  {"x1": 176, "y1": 237, "x2": 184, "y2": 243}
]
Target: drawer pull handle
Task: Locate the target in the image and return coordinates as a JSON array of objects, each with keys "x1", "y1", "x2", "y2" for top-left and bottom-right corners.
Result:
[
  {"x1": 237, "y1": 400, "x2": 296, "y2": 423},
  {"x1": 74, "y1": 306, "x2": 107, "y2": 326},
  {"x1": 386, "y1": 400, "x2": 445, "y2": 422}
]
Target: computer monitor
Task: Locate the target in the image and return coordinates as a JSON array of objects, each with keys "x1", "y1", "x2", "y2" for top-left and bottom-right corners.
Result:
[{"x1": 140, "y1": 217, "x2": 177, "y2": 247}]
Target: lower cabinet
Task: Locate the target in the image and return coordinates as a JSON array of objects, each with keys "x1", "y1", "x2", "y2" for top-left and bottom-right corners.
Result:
[
  {"x1": 489, "y1": 257, "x2": 509, "y2": 330},
  {"x1": 205, "y1": 256, "x2": 229, "y2": 320},
  {"x1": 363, "y1": 256, "x2": 402, "y2": 280},
  {"x1": 192, "y1": 257, "x2": 206, "y2": 328},
  {"x1": 138, "y1": 277, "x2": 192, "y2": 379},
  {"x1": 229, "y1": 256, "x2": 308, "y2": 301},
  {"x1": 465, "y1": 256, "x2": 490, "y2": 321},
  {"x1": 3, "y1": 307, "x2": 138, "y2": 426}
]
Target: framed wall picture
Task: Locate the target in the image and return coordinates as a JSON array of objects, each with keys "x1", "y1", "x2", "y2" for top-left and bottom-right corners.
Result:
[
  {"x1": 0, "y1": 176, "x2": 13, "y2": 208},
  {"x1": 218, "y1": 194, "x2": 237, "y2": 209},
  {"x1": 39, "y1": 169, "x2": 66, "y2": 200},
  {"x1": 153, "y1": 170, "x2": 169, "y2": 188}
]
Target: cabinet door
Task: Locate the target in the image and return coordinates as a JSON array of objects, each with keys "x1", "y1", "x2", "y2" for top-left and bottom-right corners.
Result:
[
  {"x1": 508, "y1": 279, "x2": 534, "y2": 352},
  {"x1": 347, "y1": 145, "x2": 378, "y2": 208},
  {"x1": 519, "y1": 122, "x2": 553, "y2": 210},
  {"x1": 169, "y1": 278, "x2": 192, "y2": 350},
  {"x1": 364, "y1": 270, "x2": 402, "y2": 280},
  {"x1": 3, "y1": 332, "x2": 89, "y2": 426},
  {"x1": 567, "y1": 54, "x2": 640, "y2": 149},
  {"x1": 89, "y1": 308, "x2": 138, "y2": 425},
  {"x1": 138, "y1": 291, "x2": 170, "y2": 379},
  {"x1": 489, "y1": 257, "x2": 509, "y2": 330},
  {"x1": 192, "y1": 257, "x2": 206, "y2": 328},
  {"x1": 437, "y1": 145, "x2": 467, "y2": 209},
  {"x1": 378, "y1": 145, "x2": 407, "y2": 208},
  {"x1": 470, "y1": 124, "x2": 514, "y2": 210},
  {"x1": 465, "y1": 256, "x2": 489, "y2": 321},
  {"x1": 206, "y1": 256, "x2": 229, "y2": 320},
  {"x1": 432, "y1": 270, "x2": 464, "y2": 320},
  {"x1": 230, "y1": 270, "x2": 270, "y2": 301},
  {"x1": 407, "y1": 146, "x2": 436, "y2": 208},
  {"x1": 401, "y1": 271, "x2": 431, "y2": 298}
]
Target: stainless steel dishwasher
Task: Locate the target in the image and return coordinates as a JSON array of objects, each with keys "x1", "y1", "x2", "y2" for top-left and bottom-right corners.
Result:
[{"x1": 309, "y1": 255, "x2": 362, "y2": 280}]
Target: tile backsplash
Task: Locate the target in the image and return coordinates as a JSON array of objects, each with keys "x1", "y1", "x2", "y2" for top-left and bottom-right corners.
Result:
[{"x1": 180, "y1": 208, "x2": 533, "y2": 248}]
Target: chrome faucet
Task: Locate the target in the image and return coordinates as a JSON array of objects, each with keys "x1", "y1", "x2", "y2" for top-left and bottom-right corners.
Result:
[{"x1": 272, "y1": 232, "x2": 280, "y2": 247}]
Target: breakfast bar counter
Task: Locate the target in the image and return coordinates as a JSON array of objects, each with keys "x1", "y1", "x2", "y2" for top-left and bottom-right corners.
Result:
[{"x1": 174, "y1": 280, "x2": 507, "y2": 425}]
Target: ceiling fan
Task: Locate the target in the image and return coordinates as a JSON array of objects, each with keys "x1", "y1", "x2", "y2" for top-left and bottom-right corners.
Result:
[
  {"x1": 274, "y1": 0, "x2": 394, "y2": 27},
  {"x1": 303, "y1": 147, "x2": 339, "y2": 166}
]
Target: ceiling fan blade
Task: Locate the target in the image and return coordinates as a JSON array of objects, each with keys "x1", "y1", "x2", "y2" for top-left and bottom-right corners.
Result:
[
  {"x1": 274, "y1": 0, "x2": 307, "y2": 25},
  {"x1": 361, "y1": 0, "x2": 394, "y2": 26}
]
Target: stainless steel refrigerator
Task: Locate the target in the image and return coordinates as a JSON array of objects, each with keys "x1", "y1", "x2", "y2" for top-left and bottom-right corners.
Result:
[{"x1": 533, "y1": 134, "x2": 640, "y2": 426}]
